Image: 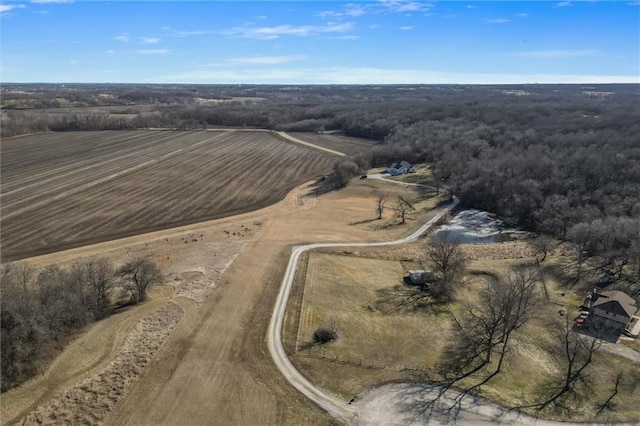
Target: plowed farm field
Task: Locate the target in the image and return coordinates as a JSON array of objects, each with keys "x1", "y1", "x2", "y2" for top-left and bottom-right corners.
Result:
[{"x1": 1, "y1": 130, "x2": 337, "y2": 260}]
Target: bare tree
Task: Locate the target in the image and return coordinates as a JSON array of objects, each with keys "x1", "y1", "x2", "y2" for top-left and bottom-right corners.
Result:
[
  {"x1": 83, "y1": 258, "x2": 115, "y2": 319},
  {"x1": 333, "y1": 159, "x2": 360, "y2": 188},
  {"x1": 566, "y1": 223, "x2": 596, "y2": 282},
  {"x1": 7, "y1": 262, "x2": 36, "y2": 303},
  {"x1": 532, "y1": 316, "x2": 601, "y2": 412},
  {"x1": 375, "y1": 191, "x2": 386, "y2": 220},
  {"x1": 118, "y1": 258, "x2": 162, "y2": 303},
  {"x1": 532, "y1": 235, "x2": 555, "y2": 264},
  {"x1": 596, "y1": 371, "x2": 623, "y2": 416},
  {"x1": 436, "y1": 267, "x2": 541, "y2": 407},
  {"x1": 392, "y1": 195, "x2": 415, "y2": 224},
  {"x1": 426, "y1": 231, "x2": 465, "y2": 301}
]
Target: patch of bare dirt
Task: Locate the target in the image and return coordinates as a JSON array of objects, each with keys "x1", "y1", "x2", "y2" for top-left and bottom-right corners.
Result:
[
  {"x1": 166, "y1": 239, "x2": 247, "y2": 302},
  {"x1": 20, "y1": 302, "x2": 184, "y2": 425}
]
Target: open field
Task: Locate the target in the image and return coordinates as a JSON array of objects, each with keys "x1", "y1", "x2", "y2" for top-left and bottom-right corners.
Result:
[
  {"x1": 288, "y1": 245, "x2": 640, "y2": 423},
  {"x1": 1, "y1": 130, "x2": 337, "y2": 260}
]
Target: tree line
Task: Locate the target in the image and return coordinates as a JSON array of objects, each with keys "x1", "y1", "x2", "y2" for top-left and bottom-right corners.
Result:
[{"x1": 1, "y1": 257, "x2": 161, "y2": 392}]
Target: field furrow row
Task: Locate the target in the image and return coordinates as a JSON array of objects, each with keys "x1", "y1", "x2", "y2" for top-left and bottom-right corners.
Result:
[{"x1": 1, "y1": 130, "x2": 337, "y2": 259}]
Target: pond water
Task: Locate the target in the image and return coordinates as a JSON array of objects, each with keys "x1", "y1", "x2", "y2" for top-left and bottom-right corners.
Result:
[{"x1": 431, "y1": 209, "x2": 519, "y2": 244}]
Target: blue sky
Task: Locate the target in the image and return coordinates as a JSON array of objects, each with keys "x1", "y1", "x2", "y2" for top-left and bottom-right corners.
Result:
[{"x1": 1, "y1": 1, "x2": 638, "y2": 84}]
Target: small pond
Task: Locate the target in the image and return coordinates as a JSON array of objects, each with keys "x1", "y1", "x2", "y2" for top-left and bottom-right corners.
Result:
[{"x1": 431, "y1": 209, "x2": 521, "y2": 244}]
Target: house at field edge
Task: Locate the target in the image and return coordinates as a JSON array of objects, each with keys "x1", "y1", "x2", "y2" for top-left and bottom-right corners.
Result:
[
  {"x1": 386, "y1": 161, "x2": 416, "y2": 176},
  {"x1": 588, "y1": 290, "x2": 639, "y2": 335}
]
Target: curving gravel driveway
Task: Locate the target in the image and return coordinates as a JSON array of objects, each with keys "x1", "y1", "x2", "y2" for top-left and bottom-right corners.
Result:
[{"x1": 266, "y1": 182, "x2": 459, "y2": 423}]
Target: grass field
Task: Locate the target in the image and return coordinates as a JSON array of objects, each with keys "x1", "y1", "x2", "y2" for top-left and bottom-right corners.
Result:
[
  {"x1": 289, "y1": 248, "x2": 640, "y2": 422},
  {"x1": 1, "y1": 130, "x2": 338, "y2": 259}
]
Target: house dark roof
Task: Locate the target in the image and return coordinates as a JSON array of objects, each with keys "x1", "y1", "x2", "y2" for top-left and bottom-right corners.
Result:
[{"x1": 593, "y1": 290, "x2": 637, "y2": 318}]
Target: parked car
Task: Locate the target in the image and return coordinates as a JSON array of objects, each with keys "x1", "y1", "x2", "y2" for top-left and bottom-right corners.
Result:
[{"x1": 599, "y1": 271, "x2": 615, "y2": 286}]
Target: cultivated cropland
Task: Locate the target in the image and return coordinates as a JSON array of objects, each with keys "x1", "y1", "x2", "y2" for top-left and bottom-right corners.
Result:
[{"x1": 1, "y1": 129, "x2": 337, "y2": 260}]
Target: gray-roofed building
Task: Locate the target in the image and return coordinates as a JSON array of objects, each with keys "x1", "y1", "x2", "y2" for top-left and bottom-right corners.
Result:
[
  {"x1": 386, "y1": 161, "x2": 416, "y2": 176},
  {"x1": 590, "y1": 290, "x2": 638, "y2": 333}
]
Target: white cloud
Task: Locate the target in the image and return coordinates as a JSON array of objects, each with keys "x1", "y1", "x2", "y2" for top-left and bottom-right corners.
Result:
[
  {"x1": 318, "y1": 10, "x2": 342, "y2": 18},
  {"x1": 133, "y1": 49, "x2": 169, "y2": 55},
  {"x1": 222, "y1": 22, "x2": 355, "y2": 40},
  {"x1": 332, "y1": 35, "x2": 360, "y2": 40},
  {"x1": 344, "y1": 1, "x2": 433, "y2": 16},
  {"x1": 69, "y1": 59, "x2": 77, "y2": 64},
  {"x1": 486, "y1": 18, "x2": 510, "y2": 23},
  {"x1": 106, "y1": 50, "x2": 115, "y2": 54},
  {"x1": 627, "y1": 0, "x2": 640, "y2": 5},
  {"x1": 399, "y1": 26, "x2": 414, "y2": 30},
  {"x1": 161, "y1": 27, "x2": 212, "y2": 37},
  {"x1": 140, "y1": 37, "x2": 160, "y2": 44},
  {"x1": 115, "y1": 33, "x2": 129, "y2": 42},
  {"x1": 31, "y1": 0, "x2": 73, "y2": 3},
  {"x1": 380, "y1": 0, "x2": 432, "y2": 13},
  {"x1": 156, "y1": 66, "x2": 638, "y2": 85},
  {"x1": 509, "y1": 49, "x2": 597, "y2": 58},
  {"x1": 554, "y1": 1, "x2": 572, "y2": 7},
  {"x1": 345, "y1": 4, "x2": 366, "y2": 16},
  {"x1": 0, "y1": 4, "x2": 26, "y2": 14},
  {"x1": 515, "y1": 13, "x2": 529, "y2": 17}
]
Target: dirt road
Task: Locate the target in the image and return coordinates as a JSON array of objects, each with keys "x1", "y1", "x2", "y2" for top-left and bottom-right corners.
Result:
[
  {"x1": 354, "y1": 383, "x2": 566, "y2": 426},
  {"x1": 267, "y1": 197, "x2": 458, "y2": 423}
]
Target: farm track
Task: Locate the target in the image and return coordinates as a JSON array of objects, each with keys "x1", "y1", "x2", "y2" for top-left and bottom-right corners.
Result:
[
  {"x1": 1, "y1": 130, "x2": 338, "y2": 260},
  {"x1": 289, "y1": 132, "x2": 374, "y2": 157}
]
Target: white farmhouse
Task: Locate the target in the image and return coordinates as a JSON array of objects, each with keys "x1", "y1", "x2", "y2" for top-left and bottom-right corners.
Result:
[{"x1": 386, "y1": 161, "x2": 416, "y2": 176}]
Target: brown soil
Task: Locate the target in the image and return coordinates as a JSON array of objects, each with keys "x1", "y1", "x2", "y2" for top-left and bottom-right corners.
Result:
[{"x1": 1, "y1": 130, "x2": 336, "y2": 260}]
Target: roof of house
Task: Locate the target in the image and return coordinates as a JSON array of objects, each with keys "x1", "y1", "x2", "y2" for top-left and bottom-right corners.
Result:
[
  {"x1": 593, "y1": 290, "x2": 638, "y2": 318},
  {"x1": 399, "y1": 160, "x2": 411, "y2": 168}
]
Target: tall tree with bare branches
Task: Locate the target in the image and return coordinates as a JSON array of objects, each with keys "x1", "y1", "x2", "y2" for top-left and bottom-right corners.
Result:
[
  {"x1": 426, "y1": 231, "x2": 465, "y2": 301},
  {"x1": 392, "y1": 195, "x2": 415, "y2": 224},
  {"x1": 437, "y1": 267, "x2": 541, "y2": 401},
  {"x1": 375, "y1": 191, "x2": 386, "y2": 220},
  {"x1": 118, "y1": 257, "x2": 162, "y2": 303}
]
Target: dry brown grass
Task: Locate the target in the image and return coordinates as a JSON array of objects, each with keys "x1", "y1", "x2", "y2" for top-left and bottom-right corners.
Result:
[
  {"x1": 20, "y1": 302, "x2": 184, "y2": 425},
  {"x1": 289, "y1": 246, "x2": 640, "y2": 422}
]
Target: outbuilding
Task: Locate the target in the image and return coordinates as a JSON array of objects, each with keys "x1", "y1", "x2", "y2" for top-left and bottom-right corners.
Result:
[{"x1": 407, "y1": 270, "x2": 434, "y2": 285}]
